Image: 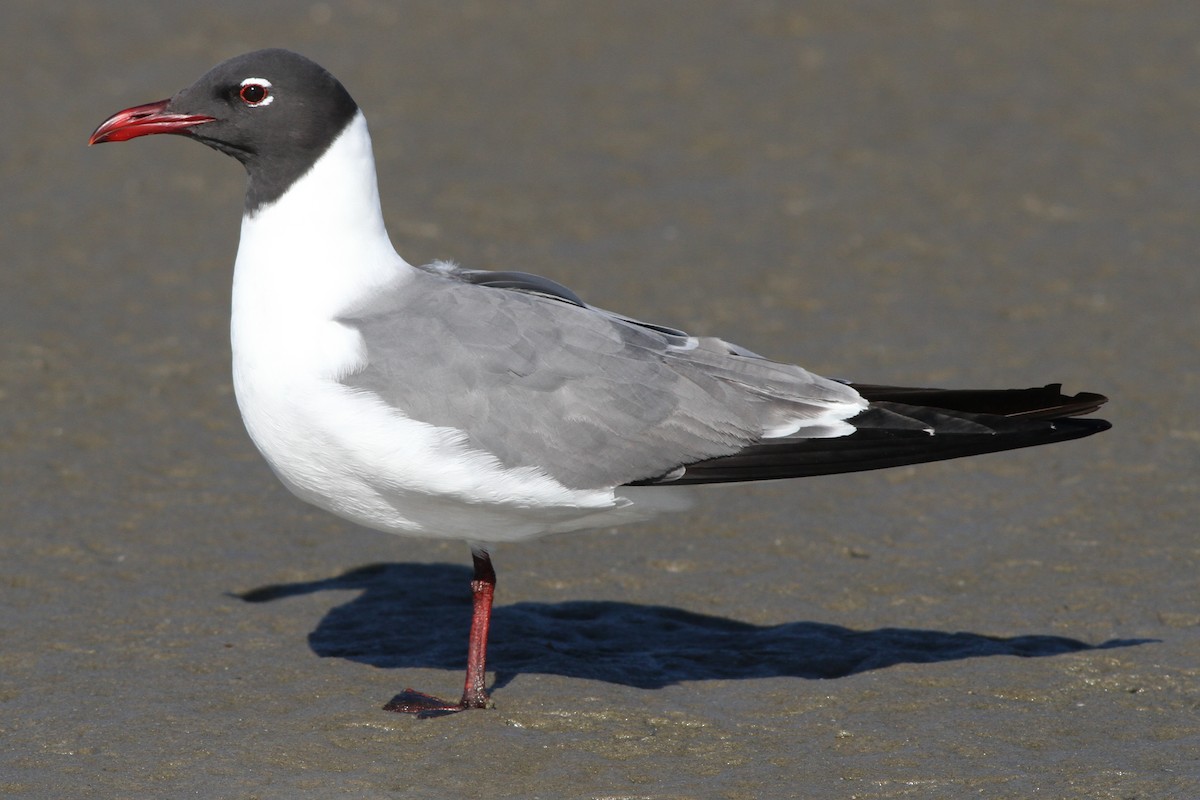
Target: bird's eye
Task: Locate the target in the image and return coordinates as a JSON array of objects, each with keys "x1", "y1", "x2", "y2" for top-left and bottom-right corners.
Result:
[
  {"x1": 238, "y1": 79, "x2": 273, "y2": 107},
  {"x1": 240, "y1": 84, "x2": 267, "y2": 104}
]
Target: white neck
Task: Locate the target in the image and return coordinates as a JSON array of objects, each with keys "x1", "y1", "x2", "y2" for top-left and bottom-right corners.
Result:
[
  {"x1": 232, "y1": 111, "x2": 412, "y2": 326},
  {"x1": 230, "y1": 111, "x2": 414, "y2": 384}
]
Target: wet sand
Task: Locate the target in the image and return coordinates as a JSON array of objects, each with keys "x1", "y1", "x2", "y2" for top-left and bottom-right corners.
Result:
[{"x1": 2, "y1": 3, "x2": 1197, "y2": 797}]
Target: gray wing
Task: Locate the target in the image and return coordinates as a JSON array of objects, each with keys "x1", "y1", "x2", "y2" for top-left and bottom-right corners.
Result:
[{"x1": 339, "y1": 267, "x2": 864, "y2": 490}]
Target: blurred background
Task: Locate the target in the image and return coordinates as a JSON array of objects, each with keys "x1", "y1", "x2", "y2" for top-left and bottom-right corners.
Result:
[{"x1": 2, "y1": 2, "x2": 1197, "y2": 797}]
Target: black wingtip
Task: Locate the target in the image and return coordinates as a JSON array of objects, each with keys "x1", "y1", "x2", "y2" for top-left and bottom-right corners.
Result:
[
  {"x1": 1062, "y1": 416, "x2": 1112, "y2": 434},
  {"x1": 632, "y1": 383, "x2": 1111, "y2": 487},
  {"x1": 849, "y1": 383, "x2": 1109, "y2": 420}
]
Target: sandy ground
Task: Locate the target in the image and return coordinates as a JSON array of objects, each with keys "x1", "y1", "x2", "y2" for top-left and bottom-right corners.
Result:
[{"x1": 2, "y1": 2, "x2": 1197, "y2": 797}]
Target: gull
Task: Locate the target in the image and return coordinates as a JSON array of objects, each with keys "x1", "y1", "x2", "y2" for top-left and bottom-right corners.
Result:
[{"x1": 89, "y1": 49, "x2": 1109, "y2": 714}]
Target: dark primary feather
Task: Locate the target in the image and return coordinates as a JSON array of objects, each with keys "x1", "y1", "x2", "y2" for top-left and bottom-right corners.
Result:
[
  {"x1": 849, "y1": 383, "x2": 1108, "y2": 419},
  {"x1": 633, "y1": 385, "x2": 1110, "y2": 486}
]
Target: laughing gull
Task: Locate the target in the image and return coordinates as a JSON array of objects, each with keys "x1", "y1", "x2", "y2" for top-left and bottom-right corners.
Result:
[{"x1": 90, "y1": 49, "x2": 1110, "y2": 715}]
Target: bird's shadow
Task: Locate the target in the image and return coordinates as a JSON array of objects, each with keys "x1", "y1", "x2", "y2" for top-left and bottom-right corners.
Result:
[{"x1": 235, "y1": 562, "x2": 1151, "y2": 692}]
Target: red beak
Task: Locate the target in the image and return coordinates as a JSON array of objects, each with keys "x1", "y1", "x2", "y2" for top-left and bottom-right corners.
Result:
[{"x1": 88, "y1": 99, "x2": 215, "y2": 145}]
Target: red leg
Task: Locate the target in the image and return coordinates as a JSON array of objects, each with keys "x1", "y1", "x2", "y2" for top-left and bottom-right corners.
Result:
[
  {"x1": 460, "y1": 548, "x2": 496, "y2": 708},
  {"x1": 384, "y1": 548, "x2": 496, "y2": 716}
]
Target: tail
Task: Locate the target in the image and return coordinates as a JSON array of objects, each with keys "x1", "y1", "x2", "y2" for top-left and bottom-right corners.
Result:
[{"x1": 631, "y1": 384, "x2": 1110, "y2": 486}]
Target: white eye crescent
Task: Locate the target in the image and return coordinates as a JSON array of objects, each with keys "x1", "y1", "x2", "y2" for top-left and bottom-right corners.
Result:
[{"x1": 238, "y1": 77, "x2": 274, "y2": 107}]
